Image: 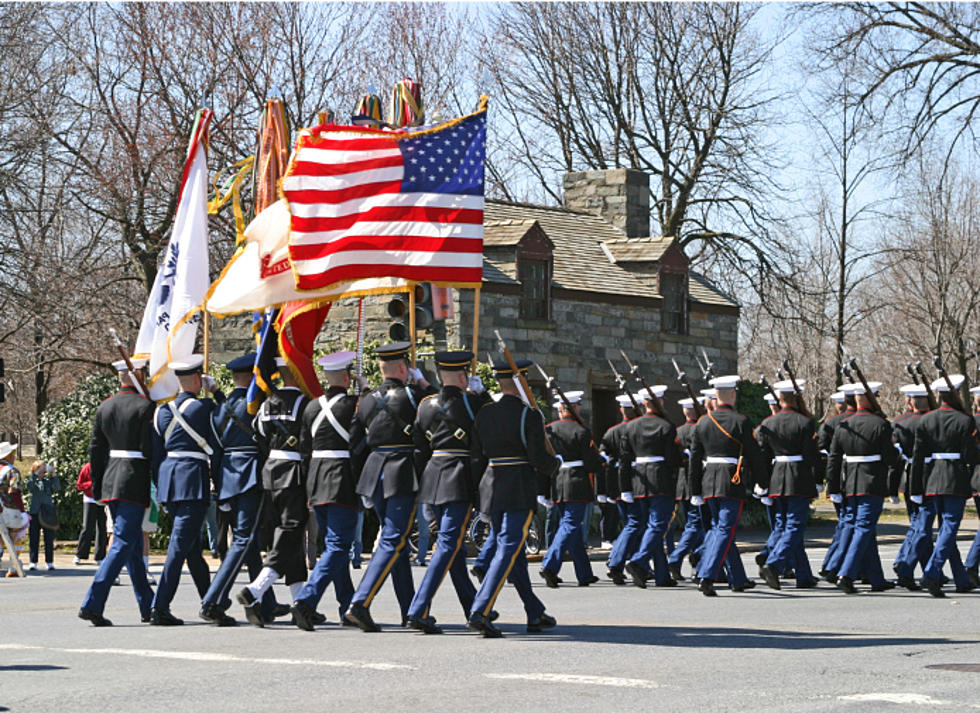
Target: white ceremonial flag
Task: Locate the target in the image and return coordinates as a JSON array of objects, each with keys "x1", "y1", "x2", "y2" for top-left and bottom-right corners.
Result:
[{"x1": 135, "y1": 110, "x2": 213, "y2": 401}]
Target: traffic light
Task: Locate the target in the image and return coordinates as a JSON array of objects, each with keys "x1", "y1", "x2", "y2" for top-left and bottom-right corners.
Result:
[
  {"x1": 386, "y1": 284, "x2": 454, "y2": 341},
  {"x1": 386, "y1": 293, "x2": 410, "y2": 341}
]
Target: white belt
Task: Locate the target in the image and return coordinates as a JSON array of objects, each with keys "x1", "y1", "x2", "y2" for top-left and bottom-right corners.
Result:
[
  {"x1": 312, "y1": 450, "x2": 350, "y2": 459},
  {"x1": 843, "y1": 455, "x2": 881, "y2": 463},
  {"x1": 560, "y1": 460, "x2": 585, "y2": 469},
  {"x1": 706, "y1": 457, "x2": 739, "y2": 465},
  {"x1": 167, "y1": 451, "x2": 208, "y2": 462},
  {"x1": 774, "y1": 455, "x2": 803, "y2": 463},
  {"x1": 109, "y1": 450, "x2": 145, "y2": 460},
  {"x1": 932, "y1": 453, "x2": 961, "y2": 460},
  {"x1": 268, "y1": 449, "x2": 302, "y2": 461},
  {"x1": 635, "y1": 456, "x2": 665, "y2": 464}
]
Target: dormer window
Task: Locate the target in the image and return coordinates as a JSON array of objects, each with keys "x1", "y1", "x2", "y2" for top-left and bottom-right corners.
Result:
[
  {"x1": 518, "y1": 257, "x2": 551, "y2": 320},
  {"x1": 660, "y1": 270, "x2": 687, "y2": 334}
]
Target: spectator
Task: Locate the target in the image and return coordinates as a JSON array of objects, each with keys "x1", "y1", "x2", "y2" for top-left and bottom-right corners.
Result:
[
  {"x1": 0, "y1": 443, "x2": 28, "y2": 577},
  {"x1": 74, "y1": 463, "x2": 108, "y2": 565},
  {"x1": 26, "y1": 461, "x2": 61, "y2": 571}
]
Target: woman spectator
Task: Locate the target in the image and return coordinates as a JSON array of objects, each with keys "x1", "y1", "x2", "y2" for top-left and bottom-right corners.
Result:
[
  {"x1": 0, "y1": 442, "x2": 29, "y2": 576},
  {"x1": 25, "y1": 460, "x2": 61, "y2": 571},
  {"x1": 74, "y1": 462, "x2": 107, "y2": 565}
]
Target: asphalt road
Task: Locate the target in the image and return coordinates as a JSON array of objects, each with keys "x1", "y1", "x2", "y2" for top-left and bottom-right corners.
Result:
[{"x1": 3, "y1": 541, "x2": 980, "y2": 713}]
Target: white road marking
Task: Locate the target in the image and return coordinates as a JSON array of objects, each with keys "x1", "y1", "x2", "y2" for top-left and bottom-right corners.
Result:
[
  {"x1": 0, "y1": 643, "x2": 412, "y2": 671},
  {"x1": 486, "y1": 673, "x2": 659, "y2": 689},
  {"x1": 838, "y1": 693, "x2": 979, "y2": 707}
]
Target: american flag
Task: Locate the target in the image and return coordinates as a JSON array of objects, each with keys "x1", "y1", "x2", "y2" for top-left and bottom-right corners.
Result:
[{"x1": 282, "y1": 107, "x2": 486, "y2": 292}]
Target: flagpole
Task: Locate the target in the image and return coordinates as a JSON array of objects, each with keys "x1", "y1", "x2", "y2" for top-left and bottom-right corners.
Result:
[
  {"x1": 202, "y1": 310, "x2": 210, "y2": 375},
  {"x1": 355, "y1": 298, "x2": 365, "y2": 378},
  {"x1": 471, "y1": 286, "x2": 481, "y2": 371},
  {"x1": 409, "y1": 286, "x2": 417, "y2": 367}
]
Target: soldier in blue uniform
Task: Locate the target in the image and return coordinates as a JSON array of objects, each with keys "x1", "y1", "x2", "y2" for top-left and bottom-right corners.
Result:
[
  {"x1": 819, "y1": 390, "x2": 856, "y2": 581},
  {"x1": 344, "y1": 342, "x2": 435, "y2": 632},
  {"x1": 605, "y1": 392, "x2": 650, "y2": 586},
  {"x1": 600, "y1": 394, "x2": 637, "y2": 585},
  {"x1": 149, "y1": 355, "x2": 222, "y2": 625},
  {"x1": 667, "y1": 397, "x2": 709, "y2": 582},
  {"x1": 291, "y1": 351, "x2": 366, "y2": 630},
  {"x1": 79, "y1": 358, "x2": 155, "y2": 626},
  {"x1": 966, "y1": 386, "x2": 980, "y2": 587},
  {"x1": 467, "y1": 359, "x2": 559, "y2": 638}
]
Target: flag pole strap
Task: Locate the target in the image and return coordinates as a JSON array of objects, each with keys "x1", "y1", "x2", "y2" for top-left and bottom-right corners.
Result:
[{"x1": 471, "y1": 286, "x2": 481, "y2": 371}]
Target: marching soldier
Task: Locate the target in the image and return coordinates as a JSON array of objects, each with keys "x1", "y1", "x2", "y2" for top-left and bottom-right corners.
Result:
[
  {"x1": 910, "y1": 375, "x2": 980, "y2": 596},
  {"x1": 79, "y1": 358, "x2": 155, "y2": 626},
  {"x1": 688, "y1": 375, "x2": 767, "y2": 596},
  {"x1": 467, "y1": 359, "x2": 559, "y2": 638},
  {"x1": 291, "y1": 351, "x2": 365, "y2": 630},
  {"x1": 825, "y1": 380, "x2": 897, "y2": 594},
  {"x1": 344, "y1": 342, "x2": 434, "y2": 632},
  {"x1": 605, "y1": 392, "x2": 650, "y2": 586},
  {"x1": 541, "y1": 391, "x2": 603, "y2": 588},
  {"x1": 602, "y1": 395, "x2": 639, "y2": 585},
  {"x1": 819, "y1": 390, "x2": 855, "y2": 581},
  {"x1": 966, "y1": 386, "x2": 980, "y2": 586},
  {"x1": 237, "y1": 356, "x2": 310, "y2": 626},
  {"x1": 150, "y1": 355, "x2": 222, "y2": 625},
  {"x1": 405, "y1": 351, "x2": 489, "y2": 634},
  {"x1": 755, "y1": 380, "x2": 820, "y2": 590},
  {"x1": 620, "y1": 386, "x2": 682, "y2": 588},
  {"x1": 667, "y1": 397, "x2": 708, "y2": 582}
]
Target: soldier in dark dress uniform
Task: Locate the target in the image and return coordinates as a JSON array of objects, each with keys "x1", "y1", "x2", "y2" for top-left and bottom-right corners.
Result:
[
  {"x1": 150, "y1": 354, "x2": 223, "y2": 625},
  {"x1": 344, "y1": 342, "x2": 435, "y2": 632},
  {"x1": 689, "y1": 375, "x2": 767, "y2": 597},
  {"x1": 540, "y1": 391, "x2": 603, "y2": 588},
  {"x1": 602, "y1": 395, "x2": 638, "y2": 585},
  {"x1": 405, "y1": 350, "x2": 490, "y2": 634},
  {"x1": 911, "y1": 375, "x2": 980, "y2": 596},
  {"x1": 237, "y1": 356, "x2": 310, "y2": 626},
  {"x1": 756, "y1": 380, "x2": 820, "y2": 590},
  {"x1": 620, "y1": 386, "x2": 681, "y2": 588},
  {"x1": 596, "y1": 395, "x2": 634, "y2": 548},
  {"x1": 965, "y1": 386, "x2": 980, "y2": 586},
  {"x1": 819, "y1": 391, "x2": 855, "y2": 580},
  {"x1": 467, "y1": 359, "x2": 559, "y2": 638},
  {"x1": 667, "y1": 397, "x2": 709, "y2": 582},
  {"x1": 826, "y1": 380, "x2": 897, "y2": 594},
  {"x1": 79, "y1": 358, "x2": 155, "y2": 626},
  {"x1": 291, "y1": 351, "x2": 366, "y2": 630}
]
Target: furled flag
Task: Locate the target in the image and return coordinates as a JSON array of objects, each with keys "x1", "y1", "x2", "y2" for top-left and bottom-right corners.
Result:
[{"x1": 134, "y1": 110, "x2": 213, "y2": 401}]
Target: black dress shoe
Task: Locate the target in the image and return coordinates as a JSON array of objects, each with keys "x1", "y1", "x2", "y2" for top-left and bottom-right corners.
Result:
[
  {"x1": 606, "y1": 569, "x2": 626, "y2": 586},
  {"x1": 781, "y1": 569, "x2": 796, "y2": 580},
  {"x1": 955, "y1": 583, "x2": 976, "y2": 594},
  {"x1": 920, "y1": 576, "x2": 945, "y2": 598},
  {"x1": 141, "y1": 614, "x2": 152, "y2": 623},
  {"x1": 821, "y1": 570, "x2": 839, "y2": 585},
  {"x1": 668, "y1": 563, "x2": 685, "y2": 582},
  {"x1": 656, "y1": 577, "x2": 678, "y2": 588},
  {"x1": 870, "y1": 581, "x2": 897, "y2": 592},
  {"x1": 199, "y1": 603, "x2": 237, "y2": 627},
  {"x1": 150, "y1": 609, "x2": 183, "y2": 626},
  {"x1": 467, "y1": 612, "x2": 502, "y2": 638},
  {"x1": 759, "y1": 564, "x2": 781, "y2": 591},
  {"x1": 754, "y1": 552, "x2": 767, "y2": 567},
  {"x1": 896, "y1": 576, "x2": 920, "y2": 591},
  {"x1": 527, "y1": 612, "x2": 556, "y2": 633},
  {"x1": 796, "y1": 579, "x2": 819, "y2": 589},
  {"x1": 78, "y1": 608, "x2": 112, "y2": 627},
  {"x1": 489, "y1": 609, "x2": 500, "y2": 622},
  {"x1": 577, "y1": 575, "x2": 600, "y2": 587},
  {"x1": 539, "y1": 568, "x2": 561, "y2": 589},
  {"x1": 312, "y1": 611, "x2": 327, "y2": 625},
  {"x1": 291, "y1": 600, "x2": 318, "y2": 631},
  {"x1": 272, "y1": 603, "x2": 292, "y2": 618},
  {"x1": 344, "y1": 603, "x2": 381, "y2": 632},
  {"x1": 836, "y1": 576, "x2": 857, "y2": 594},
  {"x1": 967, "y1": 568, "x2": 979, "y2": 587},
  {"x1": 732, "y1": 580, "x2": 756, "y2": 593},
  {"x1": 699, "y1": 578, "x2": 717, "y2": 597},
  {"x1": 236, "y1": 587, "x2": 265, "y2": 628},
  {"x1": 471, "y1": 566, "x2": 485, "y2": 583},
  {"x1": 625, "y1": 561, "x2": 648, "y2": 589},
  {"x1": 407, "y1": 615, "x2": 443, "y2": 634}
]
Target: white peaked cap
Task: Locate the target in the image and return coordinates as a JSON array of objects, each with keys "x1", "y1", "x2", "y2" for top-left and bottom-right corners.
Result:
[
  {"x1": 763, "y1": 393, "x2": 777, "y2": 404},
  {"x1": 112, "y1": 357, "x2": 147, "y2": 371},
  {"x1": 772, "y1": 379, "x2": 804, "y2": 394},
  {"x1": 931, "y1": 374, "x2": 965, "y2": 392},
  {"x1": 709, "y1": 375, "x2": 739, "y2": 389},
  {"x1": 168, "y1": 354, "x2": 204, "y2": 372},
  {"x1": 830, "y1": 392, "x2": 845, "y2": 403},
  {"x1": 317, "y1": 350, "x2": 355, "y2": 371},
  {"x1": 899, "y1": 384, "x2": 928, "y2": 397},
  {"x1": 616, "y1": 394, "x2": 635, "y2": 406},
  {"x1": 639, "y1": 385, "x2": 667, "y2": 400}
]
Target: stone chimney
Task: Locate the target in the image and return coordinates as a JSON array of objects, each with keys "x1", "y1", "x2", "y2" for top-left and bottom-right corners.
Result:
[{"x1": 562, "y1": 168, "x2": 650, "y2": 238}]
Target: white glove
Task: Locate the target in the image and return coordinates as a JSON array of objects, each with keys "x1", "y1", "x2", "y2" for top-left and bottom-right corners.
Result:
[
  {"x1": 600, "y1": 452, "x2": 611, "y2": 463},
  {"x1": 816, "y1": 484, "x2": 824, "y2": 494},
  {"x1": 888, "y1": 495, "x2": 900, "y2": 504},
  {"x1": 554, "y1": 454, "x2": 564, "y2": 467},
  {"x1": 910, "y1": 494, "x2": 923, "y2": 505},
  {"x1": 467, "y1": 375, "x2": 485, "y2": 394},
  {"x1": 422, "y1": 504, "x2": 435, "y2": 522},
  {"x1": 202, "y1": 375, "x2": 217, "y2": 394},
  {"x1": 690, "y1": 495, "x2": 705, "y2": 507},
  {"x1": 753, "y1": 484, "x2": 768, "y2": 498},
  {"x1": 761, "y1": 496, "x2": 774, "y2": 507},
  {"x1": 537, "y1": 495, "x2": 553, "y2": 508},
  {"x1": 597, "y1": 494, "x2": 609, "y2": 503},
  {"x1": 621, "y1": 491, "x2": 635, "y2": 504},
  {"x1": 477, "y1": 511, "x2": 491, "y2": 525},
  {"x1": 361, "y1": 495, "x2": 374, "y2": 510},
  {"x1": 408, "y1": 367, "x2": 424, "y2": 383},
  {"x1": 829, "y1": 493, "x2": 843, "y2": 504}
]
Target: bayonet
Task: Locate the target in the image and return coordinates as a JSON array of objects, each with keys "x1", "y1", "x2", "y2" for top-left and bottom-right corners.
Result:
[
  {"x1": 672, "y1": 358, "x2": 704, "y2": 417},
  {"x1": 609, "y1": 359, "x2": 641, "y2": 412}
]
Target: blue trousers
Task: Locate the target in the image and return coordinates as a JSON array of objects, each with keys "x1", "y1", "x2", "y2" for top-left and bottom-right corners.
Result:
[
  {"x1": 471, "y1": 509, "x2": 544, "y2": 621},
  {"x1": 628, "y1": 496, "x2": 675, "y2": 585},
  {"x1": 350, "y1": 510, "x2": 364, "y2": 566},
  {"x1": 608, "y1": 499, "x2": 646, "y2": 571},
  {"x1": 408, "y1": 501, "x2": 476, "y2": 619},
  {"x1": 697, "y1": 498, "x2": 747, "y2": 588},
  {"x1": 838, "y1": 496, "x2": 885, "y2": 584},
  {"x1": 823, "y1": 498, "x2": 855, "y2": 574},
  {"x1": 415, "y1": 505, "x2": 431, "y2": 565},
  {"x1": 669, "y1": 502, "x2": 708, "y2": 565},
  {"x1": 544, "y1": 503, "x2": 559, "y2": 548},
  {"x1": 757, "y1": 501, "x2": 778, "y2": 561},
  {"x1": 766, "y1": 497, "x2": 813, "y2": 585},
  {"x1": 542, "y1": 501, "x2": 594, "y2": 584},
  {"x1": 581, "y1": 502, "x2": 594, "y2": 548},
  {"x1": 923, "y1": 495, "x2": 970, "y2": 588},
  {"x1": 351, "y1": 488, "x2": 415, "y2": 618},
  {"x1": 966, "y1": 496, "x2": 980, "y2": 570},
  {"x1": 894, "y1": 497, "x2": 935, "y2": 579},
  {"x1": 298, "y1": 503, "x2": 357, "y2": 618},
  {"x1": 152, "y1": 500, "x2": 210, "y2": 613},
  {"x1": 81, "y1": 500, "x2": 154, "y2": 618},
  {"x1": 474, "y1": 524, "x2": 496, "y2": 571},
  {"x1": 203, "y1": 489, "x2": 264, "y2": 608}
]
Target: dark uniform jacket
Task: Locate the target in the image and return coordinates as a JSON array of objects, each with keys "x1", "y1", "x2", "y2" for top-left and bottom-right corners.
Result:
[
  {"x1": 352, "y1": 378, "x2": 435, "y2": 499},
  {"x1": 153, "y1": 390, "x2": 224, "y2": 505},
  {"x1": 910, "y1": 405, "x2": 980, "y2": 497},
  {"x1": 675, "y1": 420, "x2": 697, "y2": 500},
  {"x1": 300, "y1": 386, "x2": 361, "y2": 507},
  {"x1": 818, "y1": 408, "x2": 853, "y2": 454},
  {"x1": 471, "y1": 394, "x2": 560, "y2": 513},
  {"x1": 825, "y1": 408, "x2": 896, "y2": 498},
  {"x1": 974, "y1": 414, "x2": 980, "y2": 496},
  {"x1": 89, "y1": 386, "x2": 154, "y2": 506},
  {"x1": 689, "y1": 405, "x2": 767, "y2": 499},
  {"x1": 545, "y1": 417, "x2": 603, "y2": 503},
  {"x1": 414, "y1": 385, "x2": 490, "y2": 506},
  {"x1": 254, "y1": 386, "x2": 308, "y2": 492},
  {"x1": 755, "y1": 408, "x2": 820, "y2": 498},
  {"x1": 598, "y1": 419, "x2": 631, "y2": 499},
  {"x1": 620, "y1": 413, "x2": 681, "y2": 498},
  {"x1": 210, "y1": 387, "x2": 261, "y2": 500},
  {"x1": 888, "y1": 410, "x2": 924, "y2": 497}
]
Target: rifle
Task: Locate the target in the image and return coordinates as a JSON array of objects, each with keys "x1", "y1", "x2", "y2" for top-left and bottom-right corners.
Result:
[
  {"x1": 933, "y1": 354, "x2": 967, "y2": 413},
  {"x1": 781, "y1": 359, "x2": 812, "y2": 419},
  {"x1": 841, "y1": 363, "x2": 856, "y2": 384},
  {"x1": 536, "y1": 364, "x2": 586, "y2": 430},
  {"x1": 494, "y1": 330, "x2": 555, "y2": 455},
  {"x1": 760, "y1": 374, "x2": 779, "y2": 404},
  {"x1": 620, "y1": 349, "x2": 673, "y2": 424},
  {"x1": 912, "y1": 360, "x2": 938, "y2": 410},
  {"x1": 608, "y1": 359, "x2": 641, "y2": 413},
  {"x1": 847, "y1": 357, "x2": 885, "y2": 417},
  {"x1": 700, "y1": 349, "x2": 716, "y2": 382},
  {"x1": 905, "y1": 363, "x2": 920, "y2": 385},
  {"x1": 672, "y1": 358, "x2": 704, "y2": 418},
  {"x1": 108, "y1": 328, "x2": 148, "y2": 399}
]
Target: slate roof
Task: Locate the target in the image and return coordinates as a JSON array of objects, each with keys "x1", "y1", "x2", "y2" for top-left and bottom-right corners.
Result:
[{"x1": 482, "y1": 200, "x2": 738, "y2": 309}]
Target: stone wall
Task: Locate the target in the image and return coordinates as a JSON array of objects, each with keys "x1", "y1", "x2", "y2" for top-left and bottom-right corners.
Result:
[{"x1": 562, "y1": 168, "x2": 651, "y2": 239}]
